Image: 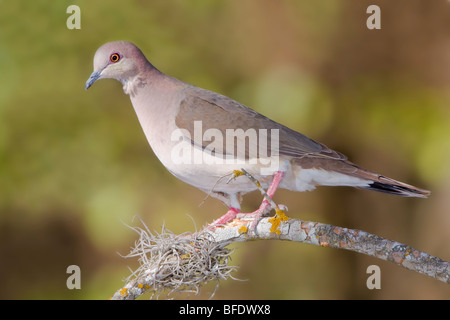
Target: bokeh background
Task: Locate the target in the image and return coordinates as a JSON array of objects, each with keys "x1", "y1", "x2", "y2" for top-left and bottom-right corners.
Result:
[{"x1": 0, "y1": 0, "x2": 449, "y2": 299}]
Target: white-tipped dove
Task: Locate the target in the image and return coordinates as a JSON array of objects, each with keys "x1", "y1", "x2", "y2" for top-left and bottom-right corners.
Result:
[{"x1": 86, "y1": 41, "x2": 430, "y2": 229}]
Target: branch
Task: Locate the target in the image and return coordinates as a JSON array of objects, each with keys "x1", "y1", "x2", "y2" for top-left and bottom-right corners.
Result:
[{"x1": 111, "y1": 214, "x2": 449, "y2": 300}]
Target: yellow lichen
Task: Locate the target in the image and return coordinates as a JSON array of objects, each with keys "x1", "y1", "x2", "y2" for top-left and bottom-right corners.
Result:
[
  {"x1": 138, "y1": 283, "x2": 144, "y2": 289},
  {"x1": 319, "y1": 241, "x2": 329, "y2": 247},
  {"x1": 404, "y1": 248, "x2": 412, "y2": 257},
  {"x1": 233, "y1": 170, "x2": 244, "y2": 177},
  {"x1": 268, "y1": 208, "x2": 290, "y2": 234},
  {"x1": 238, "y1": 226, "x2": 248, "y2": 234},
  {"x1": 119, "y1": 287, "x2": 128, "y2": 297}
]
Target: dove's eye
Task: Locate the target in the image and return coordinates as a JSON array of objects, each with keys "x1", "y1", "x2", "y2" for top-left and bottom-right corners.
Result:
[{"x1": 110, "y1": 53, "x2": 121, "y2": 63}]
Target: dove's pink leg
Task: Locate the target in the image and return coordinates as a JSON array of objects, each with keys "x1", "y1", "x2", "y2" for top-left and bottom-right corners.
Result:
[
  {"x1": 264, "y1": 170, "x2": 284, "y2": 200},
  {"x1": 207, "y1": 171, "x2": 285, "y2": 230},
  {"x1": 209, "y1": 207, "x2": 240, "y2": 227},
  {"x1": 237, "y1": 171, "x2": 285, "y2": 225}
]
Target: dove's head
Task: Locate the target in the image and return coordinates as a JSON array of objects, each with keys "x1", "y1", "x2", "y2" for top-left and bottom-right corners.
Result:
[{"x1": 85, "y1": 41, "x2": 153, "y2": 90}]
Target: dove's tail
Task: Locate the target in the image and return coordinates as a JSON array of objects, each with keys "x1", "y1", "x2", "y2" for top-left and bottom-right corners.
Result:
[{"x1": 362, "y1": 175, "x2": 430, "y2": 198}]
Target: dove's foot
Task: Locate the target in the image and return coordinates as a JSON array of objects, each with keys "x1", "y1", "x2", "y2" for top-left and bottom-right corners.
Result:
[
  {"x1": 206, "y1": 170, "x2": 286, "y2": 232},
  {"x1": 236, "y1": 201, "x2": 288, "y2": 234},
  {"x1": 207, "y1": 207, "x2": 241, "y2": 229}
]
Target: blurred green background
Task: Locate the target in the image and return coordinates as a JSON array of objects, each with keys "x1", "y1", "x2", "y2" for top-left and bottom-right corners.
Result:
[{"x1": 0, "y1": 0, "x2": 449, "y2": 299}]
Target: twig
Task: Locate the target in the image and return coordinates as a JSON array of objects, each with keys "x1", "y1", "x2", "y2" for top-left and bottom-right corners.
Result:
[
  {"x1": 111, "y1": 214, "x2": 449, "y2": 300},
  {"x1": 211, "y1": 217, "x2": 450, "y2": 283}
]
